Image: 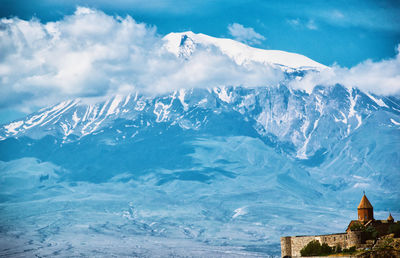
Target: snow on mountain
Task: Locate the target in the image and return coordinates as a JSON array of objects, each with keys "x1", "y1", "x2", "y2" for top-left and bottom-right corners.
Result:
[
  {"x1": 1, "y1": 86, "x2": 398, "y2": 159},
  {"x1": 1, "y1": 85, "x2": 399, "y2": 206},
  {"x1": 0, "y1": 85, "x2": 399, "y2": 257},
  {"x1": 0, "y1": 32, "x2": 399, "y2": 256},
  {"x1": 163, "y1": 31, "x2": 328, "y2": 71}
]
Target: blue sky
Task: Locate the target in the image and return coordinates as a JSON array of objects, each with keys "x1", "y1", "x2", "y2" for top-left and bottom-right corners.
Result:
[
  {"x1": 1, "y1": 0, "x2": 399, "y2": 67},
  {"x1": 0, "y1": 0, "x2": 399, "y2": 124}
]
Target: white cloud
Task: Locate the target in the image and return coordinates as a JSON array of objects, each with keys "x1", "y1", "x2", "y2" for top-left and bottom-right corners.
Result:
[
  {"x1": 227, "y1": 23, "x2": 265, "y2": 45},
  {"x1": 287, "y1": 18, "x2": 300, "y2": 27},
  {"x1": 291, "y1": 4, "x2": 399, "y2": 32},
  {"x1": 289, "y1": 45, "x2": 400, "y2": 95},
  {"x1": 331, "y1": 10, "x2": 345, "y2": 19},
  {"x1": 0, "y1": 7, "x2": 159, "y2": 111},
  {"x1": 0, "y1": 7, "x2": 399, "y2": 117},
  {"x1": 0, "y1": 8, "x2": 280, "y2": 114},
  {"x1": 306, "y1": 19, "x2": 318, "y2": 30},
  {"x1": 287, "y1": 18, "x2": 318, "y2": 30}
]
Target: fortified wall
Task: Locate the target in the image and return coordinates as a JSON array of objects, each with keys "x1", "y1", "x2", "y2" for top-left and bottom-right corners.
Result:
[{"x1": 281, "y1": 231, "x2": 363, "y2": 257}]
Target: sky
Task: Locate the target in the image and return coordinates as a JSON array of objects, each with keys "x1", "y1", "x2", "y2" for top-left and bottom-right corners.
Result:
[
  {"x1": 1, "y1": 0, "x2": 399, "y2": 67},
  {"x1": 0, "y1": 0, "x2": 399, "y2": 124}
]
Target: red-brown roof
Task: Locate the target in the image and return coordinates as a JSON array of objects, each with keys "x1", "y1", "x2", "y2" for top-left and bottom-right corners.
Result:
[{"x1": 358, "y1": 194, "x2": 373, "y2": 209}]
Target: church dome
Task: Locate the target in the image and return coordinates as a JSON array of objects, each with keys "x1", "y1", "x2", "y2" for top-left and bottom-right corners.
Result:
[{"x1": 358, "y1": 194, "x2": 373, "y2": 209}]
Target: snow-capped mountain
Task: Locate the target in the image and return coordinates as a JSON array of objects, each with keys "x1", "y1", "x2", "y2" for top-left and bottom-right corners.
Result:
[
  {"x1": 1, "y1": 86, "x2": 399, "y2": 160},
  {"x1": 0, "y1": 37, "x2": 399, "y2": 256},
  {"x1": 163, "y1": 31, "x2": 328, "y2": 71},
  {"x1": 1, "y1": 85, "x2": 399, "y2": 256}
]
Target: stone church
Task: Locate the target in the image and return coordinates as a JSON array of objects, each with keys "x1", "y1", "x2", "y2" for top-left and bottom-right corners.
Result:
[{"x1": 280, "y1": 194, "x2": 398, "y2": 257}]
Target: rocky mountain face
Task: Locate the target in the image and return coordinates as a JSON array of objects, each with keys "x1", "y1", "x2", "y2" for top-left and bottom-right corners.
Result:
[
  {"x1": 0, "y1": 84, "x2": 399, "y2": 256},
  {"x1": 163, "y1": 31, "x2": 328, "y2": 70},
  {"x1": 1, "y1": 84, "x2": 399, "y2": 164},
  {"x1": 0, "y1": 32, "x2": 399, "y2": 257}
]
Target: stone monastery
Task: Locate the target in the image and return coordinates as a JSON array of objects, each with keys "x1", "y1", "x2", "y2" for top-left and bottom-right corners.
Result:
[{"x1": 280, "y1": 194, "x2": 398, "y2": 257}]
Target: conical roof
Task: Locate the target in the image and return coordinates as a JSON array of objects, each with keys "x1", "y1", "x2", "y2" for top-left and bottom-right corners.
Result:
[
  {"x1": 358, "y1": 194, "x2": 373, "y2": 209},
  {"x1": 387, "y1": 213, "x2": 394, "y2": 221}
]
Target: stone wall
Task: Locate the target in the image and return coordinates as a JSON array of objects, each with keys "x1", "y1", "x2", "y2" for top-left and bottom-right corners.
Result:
[
  {"x1": 288, "y1": 235, "x2": 316, "y2": 257},
  {"x1": 301, "y1": 256, "x2": 357, "y2": 258},
  {"x1": 281, "y1": 236, "x2": 292, "y2": 257},
  {"x1": 346, "y1": 230, "x2": 364, "y2": 247},
  {"x1": 318, "y1": 232, "x2": 348, "y2": 248},
  {"x1": 281, "y1": 232, "x2": 356, "y2": 257}
]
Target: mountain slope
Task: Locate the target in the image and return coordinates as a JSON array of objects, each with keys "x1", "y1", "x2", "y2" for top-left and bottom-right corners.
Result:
[
  {"x1": 1, "y1": 85, "x2": 398, "y2": 159},
  {"x1": 163, "y1": 31, "x2": 328, "y2": 71},
  {"x1": 0, "y1": 28, "x2": 399, "y2": 255},
  {"x1": 0, "y1": 85, "x2": 399, "y2": 256}
]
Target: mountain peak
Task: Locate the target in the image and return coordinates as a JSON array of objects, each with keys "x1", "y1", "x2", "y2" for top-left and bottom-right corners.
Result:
[{"x1": 163, "y1": 31, "x2": 328, "y2": 71}]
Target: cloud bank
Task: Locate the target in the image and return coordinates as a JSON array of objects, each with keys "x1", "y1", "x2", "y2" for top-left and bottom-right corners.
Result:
[
  {"x1": 227, "y1": 23, "x2": 266, "y2": 45},
  {"x1": 0, "y1": 8, "x2": 282, "y2": 113},
  {"x1": 0, "y1": 7, "x2": 399, "y2": 116},
  {"x1": 287, "y1": 18, "x2": 318, "y2": 30},
  {"x1": 289, "y1": 46, "x2": 400, "y2": 96}
]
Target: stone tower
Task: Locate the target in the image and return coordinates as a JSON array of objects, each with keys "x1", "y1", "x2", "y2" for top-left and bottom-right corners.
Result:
[
  {"x1": 387, "y1": 213, "x2": 394, "y2": 222},
  {"x1": 358, "y1": 194, "x2": 373, "y2": 222}
]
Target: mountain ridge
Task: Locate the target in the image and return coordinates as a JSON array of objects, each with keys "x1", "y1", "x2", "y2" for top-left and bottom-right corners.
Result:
[
  {"x1": 163, "y1": 31, "x2": 329, "y2": 71},
  {"x1": 2, "y1": 85, "x2": 399, "y2": 152},
  {"x1": 1, "y1": 31, "x2": 399, "y2": 257},
  {"x1": 1, "y1": 87, "x2": 399, "y2": 257}
]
